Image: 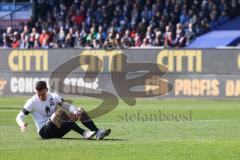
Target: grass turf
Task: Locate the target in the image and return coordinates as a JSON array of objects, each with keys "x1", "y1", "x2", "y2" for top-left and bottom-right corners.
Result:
[{"x1": 0, "y1": 97, "x2": 240, "y2": 160}]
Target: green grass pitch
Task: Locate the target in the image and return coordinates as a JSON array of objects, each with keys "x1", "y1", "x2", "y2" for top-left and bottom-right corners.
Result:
[{"x1": 0, "y1": 97, "x2": 240, "y2": 160}]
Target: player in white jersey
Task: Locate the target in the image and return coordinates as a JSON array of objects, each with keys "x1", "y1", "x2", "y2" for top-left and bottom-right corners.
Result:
[{"x1": 16, "y1": 81, "x2": 111, "y2": 140}]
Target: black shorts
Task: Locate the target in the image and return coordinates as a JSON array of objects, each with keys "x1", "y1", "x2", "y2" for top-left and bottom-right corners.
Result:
[{"x1": 39, "y1": 119, "x2": 71, "y2": 139}]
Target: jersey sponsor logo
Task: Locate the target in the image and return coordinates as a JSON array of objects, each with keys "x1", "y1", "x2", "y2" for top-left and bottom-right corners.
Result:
[
  {"x1": 45, "y1": 106, "x2": 51, "y2": 116},
  {"x1": 49, "y1": 98, "x2": 55, "y2": 106}
]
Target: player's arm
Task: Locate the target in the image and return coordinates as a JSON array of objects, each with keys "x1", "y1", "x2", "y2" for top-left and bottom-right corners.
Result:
[
  {"x1": 58, "y1": 98, "x2": 79, "y2": 115},
  {"x1": 53, "y1": 93, "x2": 81, "y2": 120},
  {"x1": 16, "y1": 99, "x2": 33, "y2": 132},
  {"x1": 16, "y1": 109, "x2": 29, "y2": 132}
]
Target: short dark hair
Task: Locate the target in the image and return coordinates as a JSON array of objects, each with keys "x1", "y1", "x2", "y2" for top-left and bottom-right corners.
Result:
[{"x1": 35, "y1": 81, "x2": 48, "y2": 91}]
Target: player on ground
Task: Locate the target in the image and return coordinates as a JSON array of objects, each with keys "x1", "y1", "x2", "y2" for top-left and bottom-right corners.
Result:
[{"x1": 16, "y1": 81, "x2": 111, "y2": 140}]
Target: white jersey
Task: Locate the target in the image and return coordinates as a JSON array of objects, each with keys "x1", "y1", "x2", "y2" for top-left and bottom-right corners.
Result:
[{"x1": 23, "y1": 93, "x2": 62, "y2": 132}]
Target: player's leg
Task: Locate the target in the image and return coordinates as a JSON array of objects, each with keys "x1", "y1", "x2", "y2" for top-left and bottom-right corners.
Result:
[
  {"x1": 54, "y1": 111, "x2": 84, "y2": 138},
  {"x1": 77, "y1": 107, "x2": 111, "y2": 140},
  {"x1": 78, "y1": 107, "x2": 99, "y2": 132},
  {"x1": 59, "y1": 121, "x2": 96, "y2": 139},
  {"x1": 39, "y1": 109, "x2": 94, "y2": 139},
  {"x1": 51, "y1": 111, "x2": 95, "y2": 139},
  {"x1": 39, "y1": 109, "x2": 71, "y2": 139},
  {"x1": 39, "y1": 109, "x2": 93, "y2": 139},
  {"x1": 50, "y1": 108, "x2": 64, "y2": 128}
]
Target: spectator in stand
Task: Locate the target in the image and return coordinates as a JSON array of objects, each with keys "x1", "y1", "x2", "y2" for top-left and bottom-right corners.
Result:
[
  {"x1": 122, "y1": 30, "x2": 132, "y2": 46},
  {"x1": 65, "y1": 28, "x2": 75, "y2": 48},
  {"x1": 39, "y1": 29, "x2": 49, "y2": 48},
  {"x1": 141, "y1": 37, "x2": 151, "y2": 47},
  {"x1": 185, "y1": 23, "x2": 197, "y2": 45},
  {"x1": 164, "y1": 31, "x2": 174, "y2": 48},
  {"x1": 179, "y1": 9, "x2": 189, "y2": 26},
  {"x1": 11, "y1": 32, "x2": 19, "y2": 49},
  {"x1": 58, "y1": 27, "x2": 66, "y2": 48},
  {"x1": 29, "y1": 27, "x2": 39, "y2": 49},
  {"x1": 152, "y1": 30, "x2": 164, "y2": 46},
  {"x1": 174, "y1": 23, "x2": 186, "y2": 48},
  {"x1": 72, "y1": 9, "x2": 85, "y2": 26},
  {"x1": 1, "y1": 0, "x2": 240, "y2": 49},
  {"x1": 20, "y1": 25, "x2": 29, "y2": 49},
  {"x1": 209, "y1": 12, "x2": 219, "y2": 30},
  {"x1": 4, "y1": 27, "x2": 13, "y2": 47},
  {"x1": 134, "y1": 33, "x2": 142, "y2": 47},
  {"x1": 95, "y1": 26, "x2": 107, "y2": 48},
  {"x1": 164, "y1": 25, "x2": 174, "y2": 48},
  {"x1": 229, "y1": 0, "x2": 239, "y2": 18},
  {"x1": 218, "y1": 11, "x2": 229, "y2": 25}
]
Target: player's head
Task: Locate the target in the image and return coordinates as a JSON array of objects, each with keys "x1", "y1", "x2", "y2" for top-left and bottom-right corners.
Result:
[{"x1": 35, "y1": 81, "x2": 48, "y2": 101}]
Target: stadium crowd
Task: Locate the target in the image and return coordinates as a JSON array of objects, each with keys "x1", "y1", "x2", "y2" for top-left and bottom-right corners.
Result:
[{"x1": 1, "y1": 0, "x2": 240, "y2": 49}]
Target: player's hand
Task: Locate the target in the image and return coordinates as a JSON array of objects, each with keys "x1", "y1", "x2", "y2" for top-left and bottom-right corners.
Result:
[
  {"x1": 20, "y1": 123, "x2": 27, "y2": 132},
  {"x1": 72, "y1": 110, "x2": 81, "y2": 121}
]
